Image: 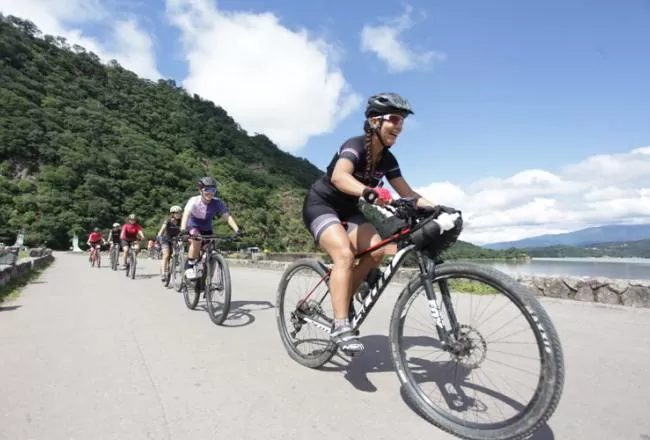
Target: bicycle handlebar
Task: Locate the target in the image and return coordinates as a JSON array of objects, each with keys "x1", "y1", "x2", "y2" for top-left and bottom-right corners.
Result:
[
  {"x1": 177, "y1": 233, "x2": 242, "y2": 241},
  {"x1": 361, "y1": 196, "x2": 461, "y2": 221}
]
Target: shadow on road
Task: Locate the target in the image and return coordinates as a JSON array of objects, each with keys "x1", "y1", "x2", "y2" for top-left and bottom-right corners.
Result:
[
  {"x1": 134, "y1": 273, "x2": 160, "y2": 280},
  {"x1": 194, "y1": 299, "x2": 275, "y2": 328},
  {"x1": 321, "y1": 333, "x2": 556, "y2": 440},
  {"x1": 0, "y1": 304, "x2": 22, "y2": 312},
  {"x1": 222, "y1": 299, "x2": 275, "y2": 328}
]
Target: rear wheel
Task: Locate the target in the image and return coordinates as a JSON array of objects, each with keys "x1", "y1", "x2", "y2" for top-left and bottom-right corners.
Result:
[
  {"x1": 129, "y1": 250, "x2": 137, "y2": 279},
  {"x1": 275, "y1": 258, "x2": 337, "y2": 369},
  {"x1": 389, "y1": 261, "x2": 564, "y2": 440}
]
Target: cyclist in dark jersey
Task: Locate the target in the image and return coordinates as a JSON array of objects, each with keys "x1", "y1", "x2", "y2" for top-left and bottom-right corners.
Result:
[
  {"x1": 302, "y1": 92, "x2": 438, "y2": 353},
  {"x1": 157, "y1": 205, "x2": 182, "y2": 281},
  {"x1": 108, "y1": 223, "x2": 121, "y2": 251}
]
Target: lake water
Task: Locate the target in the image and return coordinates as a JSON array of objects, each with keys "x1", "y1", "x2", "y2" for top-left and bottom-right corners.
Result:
[{"x1": 473, "y1": 257, "x2": 650, "y2": 281}]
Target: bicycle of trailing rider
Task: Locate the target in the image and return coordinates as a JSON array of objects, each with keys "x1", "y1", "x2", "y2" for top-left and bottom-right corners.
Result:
[
  {"x1": 89, "y1": 243, "x2": 102, "y2": 268},
  {"x1": 109, "y1": 243, "x2": 120, "y2": 271},
  {"x1": 164, "y1": 236, "x2": 186, "y2": 290},
  {"x1": 178, "y1": 233, "x2": 240, "y2": 326},
  {"x1": 124, "y1": 242, "x2": 139, "y2": 280},
  {"x1": 275, "y1": 198, "x2": 565, "y2": 440}
]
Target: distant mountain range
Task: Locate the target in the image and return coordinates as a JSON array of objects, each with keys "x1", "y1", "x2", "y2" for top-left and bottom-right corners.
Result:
[
  {"x1": 484, "y1": 224, "x2": 650, "y2": 250},
  {"x1": 520, "y1": 238, "x2": 650, "y2": 259}
]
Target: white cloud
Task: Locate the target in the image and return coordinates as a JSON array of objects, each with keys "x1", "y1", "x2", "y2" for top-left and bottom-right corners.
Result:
[
  {"x1": 0, "y1": 0, "x2": 161, "y2": 80},
  {"x1": 166, "y1": 0, "x2": 361, "y2": 152},
  {"x1": 360, "y1": 4, "x2": 446, "y2": 73},
  {"x1": 412, "y1": 146, "x2": 650, "y2": 245}
]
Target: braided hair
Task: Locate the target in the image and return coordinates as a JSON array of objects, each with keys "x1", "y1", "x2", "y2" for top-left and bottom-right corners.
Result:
[{"x1": 363, "y1": 119, "x2": 375, "y2": 182}]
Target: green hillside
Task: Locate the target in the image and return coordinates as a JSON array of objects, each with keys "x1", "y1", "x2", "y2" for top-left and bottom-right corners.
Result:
[
  {"x1": 521, "y1": 239, "x2": 650, "y2": 258},
  {"x1": 0, "y1": 14, "x2": 323, "y2": 251}
]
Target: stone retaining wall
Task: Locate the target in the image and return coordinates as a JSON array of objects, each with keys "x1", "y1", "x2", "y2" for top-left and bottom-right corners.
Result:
[
  {"x1": 225, "y1": 258, "x2": 650, "y2": 309},
  {"x1": 0, "y1": 254, "x2": 55, "y2": 287}
]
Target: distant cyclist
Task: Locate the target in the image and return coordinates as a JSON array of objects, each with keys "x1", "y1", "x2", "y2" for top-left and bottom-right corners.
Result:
[
  {"x1": 107, "y1": 223, "x2": 121, "y2": 252},
  {"x1": 180, "y1": 177, "x2": 243, "y2": 280},
  {"x1": 120, "y1": 214, "x2": 145, "y2": 269},
  {"x1": 86, "y1": 227, "x2": 105, "y2": 261},
  {"x1": 157, "y1": 205, "x2": 183, "y2": 281}
]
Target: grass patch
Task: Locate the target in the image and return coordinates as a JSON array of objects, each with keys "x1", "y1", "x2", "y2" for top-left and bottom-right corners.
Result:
[
  {"x1": 447, "y1": 278, "x2": 500, "y2": 295},
  {"x1": 0, "y1": 258, "x2": 54, "y2": 304}
]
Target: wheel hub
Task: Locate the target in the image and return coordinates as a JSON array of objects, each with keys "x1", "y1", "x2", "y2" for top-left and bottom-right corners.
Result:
[{"x1": 448, "y1": 324, "x2": 487, "y2": 369}]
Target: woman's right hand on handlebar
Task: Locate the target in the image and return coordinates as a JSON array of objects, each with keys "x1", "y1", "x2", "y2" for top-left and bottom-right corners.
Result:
[{"x1": 362, "y1": 186, "x2": 392, "y2": 206}]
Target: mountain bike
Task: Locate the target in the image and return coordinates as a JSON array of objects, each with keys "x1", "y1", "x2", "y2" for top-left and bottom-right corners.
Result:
[
  {"x1": 178, "y1": 233, "x2": 240, "y2": 326},
  {"x1": 275, "y1": 198, "x2": 564, "y2": 440},
  {"x1": 89, "y1": 243, "x2": 102, "y2": 268},
  {"x1": 109, "y1": 243, "x2": 120, "y2": 271},
  {"x1": 124, "y1": 242, "x2": 139, "y2": 280},
  {"x1": 164, "y1": 237, "x2": 185, "y2": 289}
]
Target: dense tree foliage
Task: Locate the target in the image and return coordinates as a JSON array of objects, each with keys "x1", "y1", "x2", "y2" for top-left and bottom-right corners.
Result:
[
  {"x1": 0, "y1": 14, "x2": 531, "y2": 260},
  {"x1": 0, "y1": 15, "x2": 323, "y2": 250}
]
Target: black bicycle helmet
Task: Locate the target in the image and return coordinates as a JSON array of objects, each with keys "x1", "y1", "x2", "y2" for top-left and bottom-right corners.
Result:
[
  {"x1": 198, "y1": 176, "x2": 217, "y2": 188},
  {"x1": 364, "y1": 92, "x2": 414, "y2": 118}
]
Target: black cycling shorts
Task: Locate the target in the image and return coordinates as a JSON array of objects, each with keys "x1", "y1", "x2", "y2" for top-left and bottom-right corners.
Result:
[
  {"x1": 120, "y1": 239, "x2": 138, "y2": 248},
  {"x1": 302, "y1": 189, "x2": 367, "y2": 243}
]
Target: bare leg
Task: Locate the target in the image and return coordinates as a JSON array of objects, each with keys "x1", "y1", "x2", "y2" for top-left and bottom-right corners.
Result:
[{"x1": 318, "y1": 224, "x2": 364, "y2": 353}]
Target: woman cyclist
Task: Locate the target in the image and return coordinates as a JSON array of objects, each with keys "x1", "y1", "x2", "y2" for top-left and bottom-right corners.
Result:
[
  {"x1": 180, "y1": 177, "x2": 243, "y2": 280},
  {"x1": 108, "y1": 223, "x2": 121, "y2": 250},
  {"x1": 302, "y1": 92, "x2": 438, "y2": 353},
  {"x1": 157, "y1": 205, "x2": 183, "y2": 281},
  {"x1": 120, "y1": 214, "x2": 145, "y2": 269},
  {"x1": 86, "y1": 227, "x2": 105, "y2": 262}
]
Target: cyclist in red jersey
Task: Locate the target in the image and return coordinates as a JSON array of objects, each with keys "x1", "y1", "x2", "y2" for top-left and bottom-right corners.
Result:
[
  {"x1": 120, "y1": 213, "x2": 145, "y2": 269},
  {"x1": 87, "y1": 227, "x2": 105, "y2": 261}
]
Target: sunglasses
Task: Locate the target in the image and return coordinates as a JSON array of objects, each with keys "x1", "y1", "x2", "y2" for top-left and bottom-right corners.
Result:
[
  {"x1": 376, "y1": 114, "x2": 405, "y2": 125},
  {"x1": 203, "y1": 186, "x2": 217, "y2": 193}
]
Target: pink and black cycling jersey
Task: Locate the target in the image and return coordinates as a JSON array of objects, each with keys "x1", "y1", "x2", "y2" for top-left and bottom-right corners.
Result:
[
  {"x1": 311, "y1": 135, "x2": 402, "y2": 209},
  {"x1": 184, "y1": 195, "x2": 229, "y2": 231}
]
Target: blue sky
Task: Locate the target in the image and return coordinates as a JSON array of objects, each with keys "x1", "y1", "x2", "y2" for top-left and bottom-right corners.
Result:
[{"x1": 2, "y1": 0, "x2": 650, "y2": 244}]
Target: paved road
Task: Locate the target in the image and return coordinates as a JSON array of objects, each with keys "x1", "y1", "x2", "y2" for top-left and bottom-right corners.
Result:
[{"x1": 1, "y1": 252, "x2": 649, "y2": 440}]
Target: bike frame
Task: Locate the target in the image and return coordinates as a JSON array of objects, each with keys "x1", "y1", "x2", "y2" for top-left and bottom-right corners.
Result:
[
  {"x1": 296, "y1": 222, "x2": 458, "y2": 345},
  {"x1": 186, "y1": 234, "x2": 237, "y2": 279}
]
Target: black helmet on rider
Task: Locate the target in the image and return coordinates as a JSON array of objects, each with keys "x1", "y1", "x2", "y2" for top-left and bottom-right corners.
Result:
[{"x1": 364, "y1": 92, "x2": 414, "y2": 118}]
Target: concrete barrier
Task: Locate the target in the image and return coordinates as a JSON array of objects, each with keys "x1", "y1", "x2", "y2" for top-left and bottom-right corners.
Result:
[
  {"x1": 0, "y1": 253, "x2": 55, "y2": 288},
  {"x1": 225, "y1": 257, "x2": 650, "y2": 309}
]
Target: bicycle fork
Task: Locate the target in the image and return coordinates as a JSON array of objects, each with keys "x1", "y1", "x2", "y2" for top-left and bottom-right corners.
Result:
[{"x1": 415, "y1": 252, "x2": 461, "y2": 350}]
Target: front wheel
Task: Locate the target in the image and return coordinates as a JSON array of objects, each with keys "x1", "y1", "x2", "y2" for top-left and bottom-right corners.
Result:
[
  {"x1": 205, "y1": 253, "x2": 232, "y2": 326},
  {"x1": 129, "y1": 250, "x2": 137, "y2": 279},
  {"x1": 389, "y1": 261, "x2": 564, "y2": 440}
]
